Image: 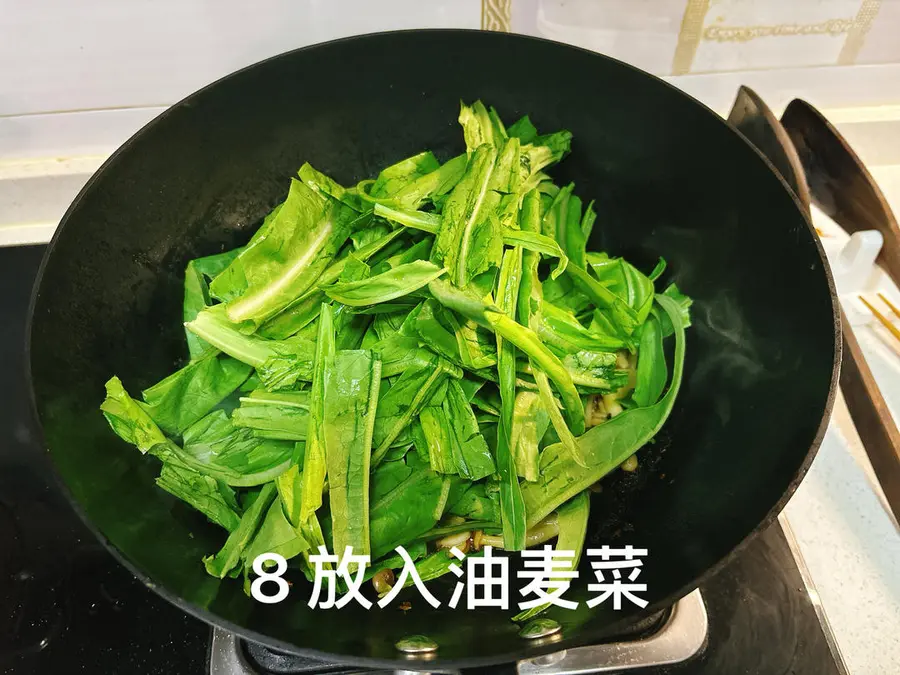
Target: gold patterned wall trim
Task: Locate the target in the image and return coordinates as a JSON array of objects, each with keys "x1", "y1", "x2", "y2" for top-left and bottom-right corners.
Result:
[
  {"x1": 482, "y1": 0, "x2": 512, "y2": 32},
  {"x1": 705, "y1": 19, "x2": 854, "y2": 42},
  {"x1": 838, "y1": 0, "x2": 881, "y2": 65},
  {"x1": 672, "y1": 0, "x2": 711, "y2": 75}
]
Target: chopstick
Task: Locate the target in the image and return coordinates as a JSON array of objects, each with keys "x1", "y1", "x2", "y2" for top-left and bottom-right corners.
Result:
[
  {"x1": 879, "y1": 292, "x2": 900, "y2": 321},
  {"x1": 860, "y1": 295, "x2": 900, "y2": 344}
]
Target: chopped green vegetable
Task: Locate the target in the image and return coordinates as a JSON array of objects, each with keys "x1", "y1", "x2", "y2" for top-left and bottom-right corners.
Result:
[
  {"x1": 657, "y1": 283, "x2": 693, "y2": 337},
  {"x1": 509, "y1": 391, "x2": 550, "y2": 482},
  {"x1": 297, "y1": 162, "x2": 364, "y2": 211},
  {"x1": 180, "y1": 409, "x2": 294, "y2": 486},
  {"x1": 241, "y1": 494, "x2": 310, "y2": 569},
  {"x1": 184, "y1": 249, "x2": 242, "y2": 358},
  {"x1": 211, "y1": 178, "x2": 359, "y2": 327},
  {"x1": 299, "y1": 304, "x2": 334, "y2": 523},
  {"x1": 101, "y1": 376, "x2": 168, "y2": 453},
  {"x1": 139, "y1": 352, "x2": 252, "y2": 436},
  {"x1": 512, "y1": 491, "x2": 589, "y2": 622},
  {"x1": 447, "y1": 482, "x2": 500, "y2": 521},
  {"x1": 496, "y1": 246, "x2": 527, "y2": 550},
  {"x1": 371, "y1": 354, "x2": 452, "y2": 466},
  {"x1": 442, "y1": 379, "x2": 496, "y2": 480},
  {"x1": 521, "y1": 293, "x2": 687, "y2": 526},
  {"x1": 428, "y1": 278, "x2": 585, "y2": 436},
  {"x1": 432, "y1": 143, "x2": 499, "y2": 286},
  {"x1": 323, "y1": 350, "x2": 381, "y2": 569},
  {"x1": 587, "y1": 252, "x2": 655, "y2": 326},
  {"x1": 371, "y1": 151, "x2": 441, "y2": 200},
  {"x1": 231, "y1": 389, "x2": 310, "y2": 441},
  {"x1": 633, "y1": 313, "x2": 666, "y2": 407},
  {"x1": 324, "y1": 260, "x2": 446, "y2": 307},
  {"x1": 204, "y1": 483, "x2": 277, "y2": 578},
  {"x1": 186, "y1": 305, "x2": 315, "y2": 391},
  {"x1": 156, "y1": 463, "x2": 242, "y2": 532},
  {"x1": 369, "y1": 456, "x2": 447, "y2": 559},
  {"x1": 99, "y1": 101, "x2": 691, "y2": 615}
]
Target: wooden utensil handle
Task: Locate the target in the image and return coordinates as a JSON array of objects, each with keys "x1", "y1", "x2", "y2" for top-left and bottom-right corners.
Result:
[
  {"x1": 782, "y1": 100, "x2": 900, "y2": 288},
  {"x1": 838, "y1": 308, "x2": 900, "y2": 518}
]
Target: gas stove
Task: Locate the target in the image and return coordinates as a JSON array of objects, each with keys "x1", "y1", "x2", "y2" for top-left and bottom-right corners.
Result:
[{"x1": 2, "y1": 244, "x2": 846, "y2": 674}]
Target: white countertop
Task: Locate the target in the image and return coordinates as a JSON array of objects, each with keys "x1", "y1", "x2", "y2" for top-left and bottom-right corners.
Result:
[{"x1": 781, "y1": 176, "x2": 900, "y2": 675}]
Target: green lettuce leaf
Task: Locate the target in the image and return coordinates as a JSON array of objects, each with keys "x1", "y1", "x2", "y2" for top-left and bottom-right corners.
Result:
[
  {"x1": 657, "y1": 283, "x2": 693, "y2": 337},
  {"x1": 371, "y1": 354, "x2": 452, "y2": 466},
  {"x1": 428, "y1": 278, "x2": 585, "y2": 437},
  {"x1": 633, "y1": 313, "x2": 666, "y2": 407},
  {"x1": 241, "y1": 493, "x2": 311, "y2": 571},
  {"x1": 256, "y1": 227, "x2": 405, "y2": 340},
  {"x1": 185, "y1": 305, "x2": 315, "y2": 391},
  {"x1": 180, "y1": 409, "x2": 294, "y2": 486},
  {"x1": 210, "y1": 178, "x2": 358, "y2": 327},
  {"x1": 509, "y1": 391, "x2": 550, "y2": 482},
  {"x1": 323, "y1": 350, "x2": 382, "y2": 569},
  {"x1": 442, "y1": 378, "x2": 496, "y2": 481},
  {"x1": 431, "y1": 143, "x2": 499, "y2": 286},
  {"x1": 459, "y1": 100, "x2": 504, "y2": 153},
  {"x1": 447, "y1": 482, "x2": 500, "y2": 521},
  {"x1": 371, "y1": 151, "x2": 441, "y2": 199},
  {"x1": 369, "y1": 457, "x2": 447, "y2": 559},
  {"x1": 204, "y1": 483, "x2": 277, "y2": 578},
  {"x1": 587, "y1": 252, "x2": 656, "y2": 327},
  {"x1": 507, "y1": 115, "x2": 538, "y2": 143},
  {"x1": 495, "y1": 246, "x2": 527, "y2": 550},
  {"x1": 140, "y1": 351, "x2": 252, "y2": 435},
  {"x1": 156, "y1": 463, "x2": 242, "y2": 532},
  {"x1": 184, "y1": 249, "x2": 242, "y2": 358},
  {"x1": 324, "y1": 260, "x2": 446, "y2": 307},
  {"x1": 231, "y1": 389, "x2": 310, "y2": 441},
  {"x1": 539, "y1": 301, "x2": 629, "y2": 354},
  {"x1": 297, "y1": 162, "x2": 365, "y2": 211},
  {"x1": 101, "y1": 376, "x2": 168, "y2": 453},
  {"x1": 521, "y1": 293, "x2": 687, "y2": 526},
  {"x1": 299, "y1": 304, "x2": 334, "y2": 523}
]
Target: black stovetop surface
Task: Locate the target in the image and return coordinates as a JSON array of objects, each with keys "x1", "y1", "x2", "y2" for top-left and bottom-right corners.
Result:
[{"x1": 2, "y1": 244, "x2": 843, "y2": 674}]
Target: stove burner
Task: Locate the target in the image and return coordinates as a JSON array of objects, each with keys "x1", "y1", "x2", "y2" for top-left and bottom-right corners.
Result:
[
  {"x1": 208, "y1": 591, "x2": 706, "y2": 675},
  {"x1": 244, "y1": 641, "x2": 374, "y2": 674},
  {"x1": 518, "y1": 591, "x2": 707, "y2": 674}
]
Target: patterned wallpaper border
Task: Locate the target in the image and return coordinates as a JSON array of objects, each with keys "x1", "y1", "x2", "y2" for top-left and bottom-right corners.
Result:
[{"x1": 481, "y1": 0, "x2": 884, "y2": 74}]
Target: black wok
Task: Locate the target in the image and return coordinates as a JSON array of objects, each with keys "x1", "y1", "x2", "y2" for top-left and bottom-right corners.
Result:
[{"x1": 27, "y1": 30, "x2": 839, "y2": 669}]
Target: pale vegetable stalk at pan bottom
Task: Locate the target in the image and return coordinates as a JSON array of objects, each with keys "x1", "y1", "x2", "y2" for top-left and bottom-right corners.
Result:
[{"x1": 98, "y1": 98, "x2": 691, "y2": 618}]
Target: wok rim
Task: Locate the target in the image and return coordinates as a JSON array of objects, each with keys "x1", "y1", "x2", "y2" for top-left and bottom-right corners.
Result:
[{"x1": 24, "y1": 27, "x2": 841, "y2": 670}]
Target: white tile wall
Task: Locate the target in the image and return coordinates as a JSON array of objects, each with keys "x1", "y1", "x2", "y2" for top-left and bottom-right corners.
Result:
[{"x1": 0, "y1": 0, "x2": 479, "y2": 117}]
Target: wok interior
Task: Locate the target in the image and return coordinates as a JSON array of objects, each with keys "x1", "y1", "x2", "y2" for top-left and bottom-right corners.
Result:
[{"x1": 29, "y1": 31, "x2": 836, "y2": 665}]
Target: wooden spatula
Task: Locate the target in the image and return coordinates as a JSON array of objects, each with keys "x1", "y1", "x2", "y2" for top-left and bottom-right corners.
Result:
[{"x1": 728, "y1": 87, "x2": 900, "y2": 524}]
